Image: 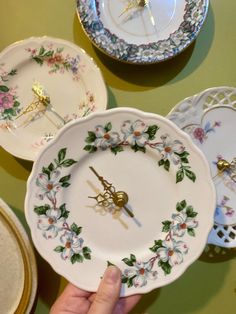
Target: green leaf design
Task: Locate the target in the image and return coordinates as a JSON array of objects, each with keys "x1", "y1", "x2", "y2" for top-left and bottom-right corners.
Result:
[
  {"x1": 176, "y1": 200, "x2": 187, "y2": 212},
  {"x1": 184, "y1": 168, "x2": 196, "y2": 182},
  {"x1": 3, "y1": 108, "x2": 14, "y2": 116},
  {"x1": 107, "y1": 261, "x2": 115, "y2": 267},
  {"x1": 127, "y1": 276, "x2": 135, "y2": 288},
  {"x1": 111, "y1": 145, "x2": 123, "y2": 155},
  {"x1": 149, "y1": 239, "x2": 163, "y2": 252},
  {"x1": 33, "y1": 56, "x2": 43, "y2": 65},
  {"x1": 44, "y1": 51, "x2": 54, "y2": 57},
  {"x1": 59, "y1": 175, "x2": 71, "y2": 183},
  {"x1": 180, "y1": 157, "x2": 189, "y2": 164},
  {"x1": 122, "y1": 257, "x2": 134, "y2": 267},
  {"x1": 39, "y1": 46, "x2": 46, "y2": 56},
  {"x1": 186, "y1": 205, "x2": 197, "y2": 218},
  {"x1": 42, "y1": 166, "x2": 51, "y2": 179},
  {"x1": 70, "y1": 223, "x2": 82, "y2": 235},
  {"x1": 0, "y1": 85, "x2": 9, "y2": 92},
  {"x1": 9, "y1": 69, "x2": 17, "y2": 76},
  {"x1": 54, "y1": 246, "x2": 64, "y2": 253},
  {"x1": 48, "y1": 163, "x2": 54, "y2": 172},
  {"x1": 83, "y1": 247, "x2": 92, "y2": 260},
  {"x1": 158, "y1": 260, "x2": 171, "y2": 275},
  {"x1": 59, "y1": 203, "x2": 70, "y2": 219},
  {"x1": 162, "y1": 220, "x2": 172, "y2": 232},
  {"x1": 164, "y1": 159, "x2": 170, "y2": 171},
  {"x1": 104, "y1": 122, "x2": 112, "y2": 132},
  {"x1": 61, "y1": 159, "x2": 77, "y2": 167},
  {"x1": 180, "y1": 200, "x2": 187, "y2": 208},
  {"x1": 61, "y1": 182, "x2": 70, "y2": 188},
  {"x1": 130, "y1": 254, "x2": 136, "y2": 263},
  {"x1": 13, "y1": 100, "x2": 20, "y2": 108},
  {"x1": 158, "y1": 159, "x2": 165, "y2": 166},
  {"x1": 83, "y1": 145, "x2": 97, "y2": 153},
  {"x1": 131, "y1": 144, "x2": 146, "y2": 153},
  {"x1": 176, "y1": 169, "x2": 184, "y2": 183},
  {"x1": 71, "y1": 253, "x2": 84, "y2": 264},
  {"x1": 146, "y1": 125, "x2": 159, "y2": 140},
  {"x1": 175, "y1": 151, "x2": 190, "y2": 159},
  {"x1": 85, "y1": 131, "x2": 96, "y2": 143},
  {"x1": 34, "y1": 204, "x2": 50, "y2": 215},
  {"x1": 187, "y1": 228, "x2": 196, "y2": 237},
  {"x1": 58, "y1": 148, "x2": 66, "y2": 162}
]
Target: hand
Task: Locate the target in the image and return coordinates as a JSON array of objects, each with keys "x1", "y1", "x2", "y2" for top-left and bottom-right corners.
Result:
[
  {"x1": 50, "y1": 266, "x2": 141, "y2": 314},
  {"x1": 119, "y1": 0, "x2": 146, "y2": 17}
]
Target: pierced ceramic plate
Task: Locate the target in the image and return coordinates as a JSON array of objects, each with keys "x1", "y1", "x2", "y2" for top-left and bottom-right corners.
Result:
[
  {"x1": 25, "y1": 108, "x2": 215, "y2": 296},
  {"x1": 167, "y1": 86, "x2": 236, "y2": 248},
  {"x1": 76, "y1": 0, "x2": 208, "y2": 64},
  {"x1": 0, "y1": 198, "x2": 37, "y2": 314},
  {"x1": 0, "y1": 36, "x2": 107, "y2": 161}
]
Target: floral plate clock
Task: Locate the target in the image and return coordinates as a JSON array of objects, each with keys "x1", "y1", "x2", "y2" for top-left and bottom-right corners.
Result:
[
  {"x1": 167, "y1": 86, "x2": 236, "y2": 248},
  {"x1": 0, "y1": 37, "x2": 107, "y2": 161},
  {"x1": 76, "y1": 0, "x2": 209, "y2": 64},
  {"x1": 25, "y1": 108, "x2": 215, "y2": 296}
]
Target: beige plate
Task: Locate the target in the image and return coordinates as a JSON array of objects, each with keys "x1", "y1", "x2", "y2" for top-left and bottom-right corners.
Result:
[{"x1": 0, "y1": 198, "x2": 37, "y2": 313}]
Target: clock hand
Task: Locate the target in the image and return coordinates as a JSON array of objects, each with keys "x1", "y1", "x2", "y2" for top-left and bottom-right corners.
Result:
[
  {"x1": 144, "y1": 0, "x2": 158, "y2": 34},
  {"x1": 119, "y1": 0, "x2": 146, "y2": 18},
  {"x1": 213, "y1": 158, "x2": 236, "y2": 182},
  {"x1": 32, "y1": 82, "x2": 66, "y2": 126},
  {"x1": 15, "y1": 82, "x2": 66, "y2": 128},
  {"x1": 89, "y1": 166, "x2": 134, "y2": 218}
]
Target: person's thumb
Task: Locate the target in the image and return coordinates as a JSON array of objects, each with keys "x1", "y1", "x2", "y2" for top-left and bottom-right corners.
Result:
[{"x1": 89, "y1": 266, "x2": 121, "y2": 314}]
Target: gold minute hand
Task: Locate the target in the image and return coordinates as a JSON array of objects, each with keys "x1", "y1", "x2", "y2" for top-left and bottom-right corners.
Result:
[{"x1": 89, "y1": 166, "x2": 134, "y2": 218}]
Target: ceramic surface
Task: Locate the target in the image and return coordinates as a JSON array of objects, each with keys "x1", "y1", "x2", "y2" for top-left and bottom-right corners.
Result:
[
  {"x1": 0, "y1": 198, "x2": 37, "y2": 314},
  {"x1": 0, "y1": 36, "x2": 107, "y2": 161},
  {"x1": 25, "y1": 108, "x2": 215, "y2": 296},
  {"x1": 167, "y1": 86, "x2": 236, "y2": 248},
  {"x1": 76, "y1": 0, "x2": 209, "y2": 64}
]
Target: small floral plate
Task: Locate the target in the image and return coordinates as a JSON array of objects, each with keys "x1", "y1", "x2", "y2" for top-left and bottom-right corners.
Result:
[
  {"x1": 167, "y1": 86, "x2": 236, "y2": 248},
  {"x1": 25, "y1": 107, "x2": 215, "y2": 296},
  {"x1": 76, "y1": 0, "x2": 208, "y2": 64},
  {"x1": 0, "y1": 36, "x2": 107, "y2": 161}
]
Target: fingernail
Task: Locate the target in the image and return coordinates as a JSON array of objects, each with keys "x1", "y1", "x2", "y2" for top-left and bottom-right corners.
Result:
[{"x1": 104, "y1": 266, "x2": 121, "y2": 284}]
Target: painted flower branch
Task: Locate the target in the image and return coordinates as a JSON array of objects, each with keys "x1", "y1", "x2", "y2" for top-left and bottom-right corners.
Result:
[
  {"x1": 0, "y1": 65, "x2": 21, "y2": 120},
  {"x1": 34, "y1": 147, "x2": 92, "y2": 264},
  {"x1": 26, "y1": 44, "x2": 84, "y2": 81},
  {"x1": 118, "y1": 200, "x2": 198, "y2": 288},
  {"x1": 84, "y1": 119, "x2": 196, "y2": 183}
]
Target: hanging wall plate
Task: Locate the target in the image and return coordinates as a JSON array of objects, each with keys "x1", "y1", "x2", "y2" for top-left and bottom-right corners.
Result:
[
  {"x1": 25, "y1": 107, "x2": 215, "y2": 296},
  {"x1": 167, "y1": 86, "x2": 236, "y2": 248}
]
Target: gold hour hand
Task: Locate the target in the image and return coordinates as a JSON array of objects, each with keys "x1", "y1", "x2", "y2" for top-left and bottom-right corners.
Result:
[{"x1": 89, "y1": 166, "x2": 134, "y2": 218}]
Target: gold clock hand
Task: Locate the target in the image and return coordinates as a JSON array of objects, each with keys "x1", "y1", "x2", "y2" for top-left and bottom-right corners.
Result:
[
  {"x1": 89, "y1": 166, "x2": 134, "y2": 217},
  {"x1": 213, "y1": 158, "x2": 236, "y2": 182},
  {"x1": 32, "y1": 82, "x2": 66, "y2": 126},
  {"x1": 119, "y1": 0, "x2": 146, "y2": 17}
]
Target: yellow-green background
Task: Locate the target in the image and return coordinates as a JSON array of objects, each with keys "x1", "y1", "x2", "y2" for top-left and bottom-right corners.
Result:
[{"x1": 0, "y1": 0, "x2": 236, "y2": 313}]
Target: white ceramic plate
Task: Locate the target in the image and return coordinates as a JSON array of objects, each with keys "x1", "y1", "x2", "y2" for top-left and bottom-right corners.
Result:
[
  {"x1": 0, "y1": 36, "x2": 107, "y2": 161},
  {"x1": 167, "y1": 86, "x2": 236, "y2": 248},
  {"x1": 0, "y1": 198, "x2": 37, "y2": 314},
  {"x1": 76, "y1": 0, "x2": 209, "y2": 64},
  {"x1": 25, "y1": 108, "x2": 215, "y2": 296}
]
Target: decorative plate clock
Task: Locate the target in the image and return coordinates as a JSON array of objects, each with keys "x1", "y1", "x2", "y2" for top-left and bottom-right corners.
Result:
[
  {"x1": 25, "y1": 108, "x2": 215, "y2": 296},
  {"x1": 76, "y1": 0, "x2": 209, "y2": 64},
  {"x1": 0, "y1": 36, "x2": 107, "y2": 161},
  {"x1": 167, "y1": 86, "x2": 236, "y2": 248}
]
